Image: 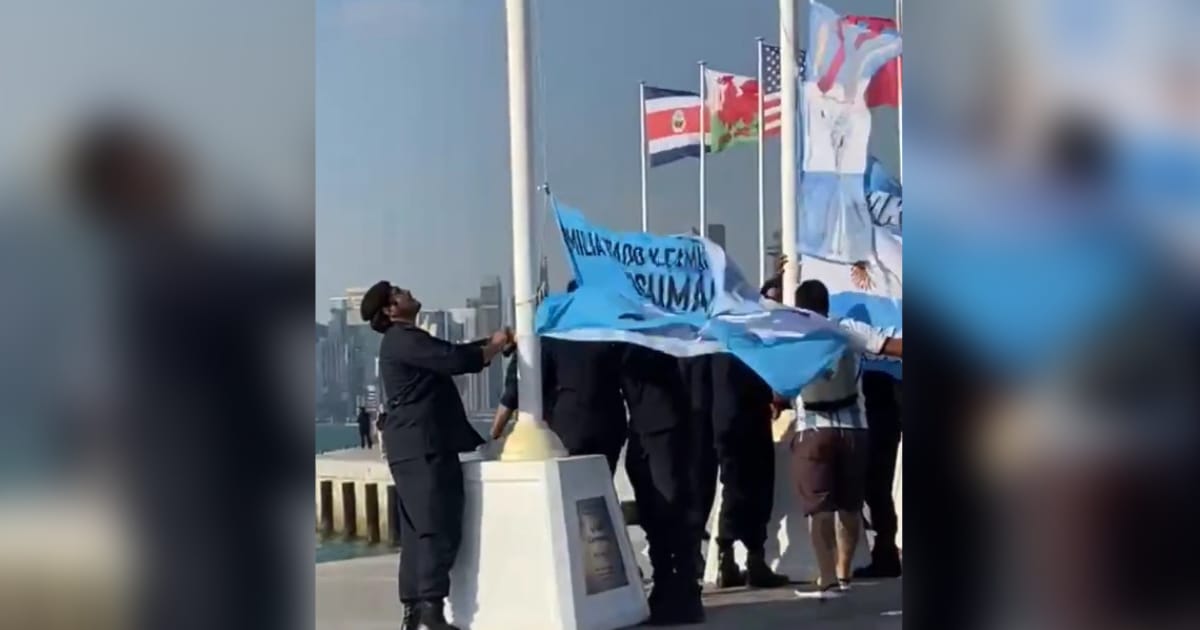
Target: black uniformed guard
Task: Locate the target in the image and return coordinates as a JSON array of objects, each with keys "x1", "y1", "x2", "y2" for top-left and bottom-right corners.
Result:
[
  {"x1": 489, "y1": 281, "x2": 627, "y2": 472},
  {"x1": 490, "y1": 336, "x2": 627, "y2": 473},
  {"x1": 361, "y1": 280, "x2": 512, "y2": 630},
  {"x1": 677, "y1": 354, "x2": 717, "y2": 556},
  {"x1": 620, "y1": 344, "x2": 704, "y2": 625},
  {"x1": 708, "y1": 354, "x2": 790, "y2": 588},
  {"x1": 854, "y1": 371, "x2": 902, "y2": 578},
  {"x1": 677, "y1": 267, "x2": 791, "y2": 590}
]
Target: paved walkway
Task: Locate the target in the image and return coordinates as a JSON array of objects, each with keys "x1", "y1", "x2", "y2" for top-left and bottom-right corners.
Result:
[{"x1": 315, "y1": 553, "x2": 901, "y2": 630}]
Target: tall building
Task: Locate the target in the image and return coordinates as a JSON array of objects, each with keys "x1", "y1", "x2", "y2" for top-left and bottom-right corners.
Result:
[
  {"x1": 323, "y1": 289, "x2": 384, "y2": 422},
  {"x1": 766, "y1": 229, "x2": 783, "y2": 278},
  {"x1": 707, "y1": 223, "x2": 727, "y2": 250},
  {"x1": 316, "y1": 322, "x2": 329, "y2": 420},
  {"x1": 467, "y1": 276, "x2": 504, "y2": 410},
  {"x1": 689, "y1": 224, "x2": 727, "y2": 250},
  {"x1": 321, "y1": 301, "x2": 349, "y2": 421},
  {"x1": 446, "y1": 307, "x2": 488, "y2": 412}
]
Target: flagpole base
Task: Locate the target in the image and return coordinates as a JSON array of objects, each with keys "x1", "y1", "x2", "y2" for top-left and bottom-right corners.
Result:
[{"x1": 497, "y1": 416, "x2": 567, "y2": 462}]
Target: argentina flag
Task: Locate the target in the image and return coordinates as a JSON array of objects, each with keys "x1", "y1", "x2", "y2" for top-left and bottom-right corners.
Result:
[
  {"x1": 865, "y1": 155, "x2": 902, "y2": 232},
  {"x1": 799, "y1": 0, "x2": 902, "y2": 264},
  {"x1": 802, "y1": 226, "x2": 903, "y2": 379},
  {"x1": 537, "y1": 202, "x2": 854, "y2": 398},
  {"x1": 811, "y1": 157, "x2": 904, "y2": 378}
]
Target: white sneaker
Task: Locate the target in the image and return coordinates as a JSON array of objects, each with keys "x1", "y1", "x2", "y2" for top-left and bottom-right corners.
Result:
[{"x1": 794, "y1": 583, "x2": 843, "y2": 601}]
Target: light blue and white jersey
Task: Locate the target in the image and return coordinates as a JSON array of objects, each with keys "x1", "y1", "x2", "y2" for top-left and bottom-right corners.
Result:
[{"x1": 793, "y1": 318, "x2": 891, "y2": 431}]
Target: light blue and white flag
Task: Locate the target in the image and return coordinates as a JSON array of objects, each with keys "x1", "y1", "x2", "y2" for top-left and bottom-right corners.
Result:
[
  {"x1": 802, "y1": 226, "x2": 902, "y2": 379},
  {"x1": 865, "y1": 155, "x2": 902, "y2": 232},
  {"x1": 536, "y1": 202, "x2": 852, "y2": 397},
  {"x1": 799, "y1": 0, "x2": 903, "y2": 263}
]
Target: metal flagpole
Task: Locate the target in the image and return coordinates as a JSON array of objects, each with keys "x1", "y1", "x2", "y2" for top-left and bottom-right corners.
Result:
[
  {"x1": 698, "y1": 60, "x2": 708, "y2": 238},
  {"x1": 896, "y1": 0, "x2": 904, "y2": 185},
  {"x1": 499, "y1": 0, "x2": 565, "y2": 461},
  {"x1": 756, "y1": 37, "x2": 766, "y2": 286},
  {"x1": 639, "y1": 81, "x2": 649, "y2": 231},
  {"x1": 779, "y1": 0, "x2": 799, "y2": 305}
]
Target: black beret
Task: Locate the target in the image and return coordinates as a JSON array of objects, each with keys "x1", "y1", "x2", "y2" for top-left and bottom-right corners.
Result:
[{"x1": 360, "y1": 281, "x2": 392, "y2": 322}]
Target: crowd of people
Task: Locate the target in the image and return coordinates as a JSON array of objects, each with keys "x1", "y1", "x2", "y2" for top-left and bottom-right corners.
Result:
[{"x1": 358, "y1": 264, "x2": 902, "y2": 630}]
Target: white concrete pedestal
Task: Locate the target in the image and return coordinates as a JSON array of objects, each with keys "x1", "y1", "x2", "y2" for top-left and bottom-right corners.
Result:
[
  {"x1": 448, "y1": 454, "x2": 649, "y2": 630},
  {"x1": 701, "y1": 431, "x2": 870, "y2": 584}
]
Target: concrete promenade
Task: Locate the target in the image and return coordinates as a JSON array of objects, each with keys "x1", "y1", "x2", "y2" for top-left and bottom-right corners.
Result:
[
  {"x1": 316, "y1": 418, "x2": 899, "y2": 627},
  {"x1": 315, "y1": 552, "x2": 902, "y2": 629}
]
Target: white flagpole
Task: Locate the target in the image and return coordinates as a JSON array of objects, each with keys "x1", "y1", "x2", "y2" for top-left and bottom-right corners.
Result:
[
  {"x1": 698, "y1": 60, "x2": 708, "y2": 238},
  {"x1": 499, "y1": 0, "x2": 565, "y2": 460},
  {"x1": 896, "y1": 0, "x2": 904, "y2": 185},
  {"x1": 779, "y1": 0, "x2": 799, "y2": 305},
  {"x1": 639, "y1": 81, "x2": 649, "y2": 231},
  {"x1": 756, "y1": 37, "x2": 766, "y2": 286}
]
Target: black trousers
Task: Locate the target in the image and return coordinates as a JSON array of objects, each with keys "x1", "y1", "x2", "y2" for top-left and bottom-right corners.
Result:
[
  {"x1": 625, "y1": 427, "x2": 699, "y2": 582},
  {"x1": 549, "y1": 416, "x2": 628, "y2": 476},
  {"x1": 680, "y1": 357, "x2": 717, "y2": 542},
  {"x1": 713, "y1": 414, "x2": 776, "y2": 550},
  {"x1": 861, "y1": 371, "x2": 901, "y2": 560},
  {"x1": 690, "y1": 358, "x2": 777, "y2": 552},
  {"x1": 359, "y1": 430, "x2": 372, "y2": 448},
  {"x1": 389, "y1": 453, "x2": 465, "y2": 603}
]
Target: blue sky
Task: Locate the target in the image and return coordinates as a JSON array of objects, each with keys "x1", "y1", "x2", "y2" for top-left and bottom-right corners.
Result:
[{"x1": 316, "y1": 0, "x2": 898, "y2": 321}]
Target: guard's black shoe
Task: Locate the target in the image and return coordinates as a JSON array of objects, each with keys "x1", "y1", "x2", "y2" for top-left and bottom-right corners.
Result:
[
  {"x1": 744, "y1": 552, "x2": 789, "y2": 588},
  {"x1": 715, "y1": 549, "x2": 746, "y2": 589},
  {"x1": 644, "y1": 580, "x2": 705, "y2": 626},
  {"x1": 401, "y1": 602, "x2": 420, "y2": 630},
  {"x1": 415, "y1": 600, "x2": 459, "y2": 630},
  {"x1": 644, "y1": 579, "x2": 676, "y2": 625},
  {"x1": 672, "y1": 581, "x2": 706, "y2": 625},
  {"x1": 852, "y1": 559, "x2": 902, "y2": 579}
]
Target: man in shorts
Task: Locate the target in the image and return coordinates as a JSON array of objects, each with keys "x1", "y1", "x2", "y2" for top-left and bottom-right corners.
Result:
[{"x1": 790, "y1": 280, "x2": 902, "y2": 598}]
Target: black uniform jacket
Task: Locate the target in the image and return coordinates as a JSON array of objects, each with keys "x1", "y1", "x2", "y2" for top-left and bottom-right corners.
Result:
[
  {"x1": 620, "y1": 343, "x2": 689, "y2": 434},
  {"x1": 500, "y1": 337, "x2": 626, "y2": 442},
  {"x1": 379, "y1": 322, "x2": 486, "y2": 462},
  {"x1": 710, "y1": 353, "x2": 774, "y2": 426}
]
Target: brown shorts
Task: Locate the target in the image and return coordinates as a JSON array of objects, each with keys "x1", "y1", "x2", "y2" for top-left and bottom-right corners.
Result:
[{"x1": 791, "y1": 427, "x2": 869, "y2": 516}]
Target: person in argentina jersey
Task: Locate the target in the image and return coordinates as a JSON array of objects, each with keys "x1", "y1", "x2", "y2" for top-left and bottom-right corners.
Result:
[{"x1": 789, "y1": 280, "x2": 902, "y2": 600}]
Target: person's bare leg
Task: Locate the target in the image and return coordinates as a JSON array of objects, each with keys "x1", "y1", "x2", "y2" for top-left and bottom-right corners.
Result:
[
  {"x1": 808, "y1": 512, "x2": 838, "y2": 587},
  {"x1": 835, "y1": 510, "x2": 862, "y2": 582}
]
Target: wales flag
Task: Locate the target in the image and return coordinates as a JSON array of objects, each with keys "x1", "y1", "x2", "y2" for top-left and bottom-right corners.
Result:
[{"x1": 704, "y1": 68, "x2": 761, "y2": 153}]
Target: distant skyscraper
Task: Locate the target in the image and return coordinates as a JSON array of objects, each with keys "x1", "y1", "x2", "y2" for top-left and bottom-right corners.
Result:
[
  {"x1": 707, "y1": 223, "x2": 727, "y2": 250},
  {"x1": 446, "y1": 307, "x2": 485, "y2": 412},
  {"x1": 467, "y1": 276, "x2": 504, "y2": 410},
  {"x1": 316, "y1": 322, "x2": 329, "y2": 419},
  {"x1": 689, "y1": 224, "x2": 728, "y2": 250},
  {"x1": 766, "y1": 228, "x2": 782, "y2": 276},
  {"x1": 324, "y1": 289, "x2": 384, "y2": 421}
]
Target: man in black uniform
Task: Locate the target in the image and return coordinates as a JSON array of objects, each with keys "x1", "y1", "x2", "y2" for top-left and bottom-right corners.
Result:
[
  {"x1": 677, "y1": 354, "x2": 717, "y2": 565},
  {"x1": 488, "y1": 281, "x2": 628, "y2": 472},
  {"x1": 357, "y1": 406, "x2": 373, "y2": 448},
  {"x1": 621, "y1": 344, "x2": 704, "y2": 625},
  {"x1": 490, "y1": 336, "x2": 627, "y2": 473},
  {"x1": 708, "y1": 354, "x2": 790, "y2": 588},
  {"x1": 360, "y1": 280, "x2": 512, "y2": 630},
  {"x1": 678, "y1": 274, "x2": 790, "y2": 589},
  {"x1": 854, "y1": 371, "x2": 903, "y2": 578}
]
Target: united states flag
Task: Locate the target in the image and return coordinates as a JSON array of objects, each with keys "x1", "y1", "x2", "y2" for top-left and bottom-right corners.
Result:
[{"x1": 760, "y1": 44, "x2": 807, "y2": 138}]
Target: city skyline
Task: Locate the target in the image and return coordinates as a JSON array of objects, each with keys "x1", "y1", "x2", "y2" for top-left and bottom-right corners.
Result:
[{"x1": 316, "y1": 275, "x2": 516, "y2": 421}]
